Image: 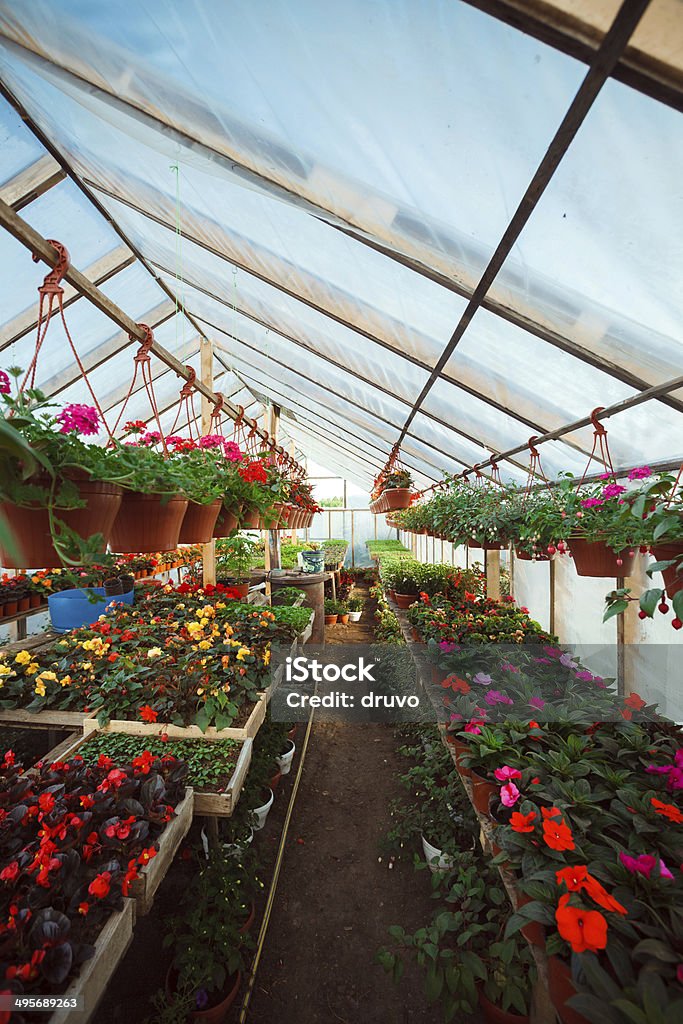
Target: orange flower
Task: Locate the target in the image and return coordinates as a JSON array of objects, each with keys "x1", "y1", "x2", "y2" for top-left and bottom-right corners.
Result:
[
  {"x1": 651, "y1": 797, "x2": 683, "y2": 823},
  {"x1": 139, "y1": 705, "x2": 158, "y2": 723},
  {"x1": 442, "y1": 675, "x2": 470, "y2": 694},
  {"x1": 543, "y1": 816, "x2": 575, "y2": 851},
  {"x1": 555, "y1": 865, "x2": 626, "y2": 915},
  {"x1": 510, "y1": 810, "x2": 536, "y2": 833},
  {"x1": 624, "y1": 692, "x2": 646, "y2": 710},
  {"x1": 555, "y1": 893, "x2": 608, "y2": 953},
  {"x1": 541, "y1": 806, "x2": 562, "y2": 819}
]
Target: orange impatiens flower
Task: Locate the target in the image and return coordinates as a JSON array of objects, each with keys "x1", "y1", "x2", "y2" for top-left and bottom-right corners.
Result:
[
  {"x1": 442, "y1": 675, "x2": 470, "y2": 694},
  {"x1": 510, "y1": 810, "x2": 536, "y2": 833},
  {"x1": 624, "y1": 692, "x2": 646, "y2": 710},
  {"x1": 555, "y1": 893, "x2": 608, "y2": 953},
  {"x1": 651, "y1": 797, "x2": 683, "y2": 823},
  {"x1": 555, "y1": 865, "x2": 627, "y2": 916},
  {"x1": 543, "y1": 814, "x2": 575, "y2": 852},
  {"x1": 139, "y1": 704, "x2": 158, "y2": 723}
]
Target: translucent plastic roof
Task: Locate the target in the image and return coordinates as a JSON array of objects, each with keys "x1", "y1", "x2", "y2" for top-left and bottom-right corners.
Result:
[{"x1": 0, "y1": 0, "x2": 681, "y2": 490}]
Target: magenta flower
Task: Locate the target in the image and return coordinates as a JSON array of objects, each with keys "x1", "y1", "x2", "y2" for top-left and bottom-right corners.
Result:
[
  {"x1": 575, "y1": 670, "x2": 595, "y2": 682},
  {"x1": 0, "y1": 369, "x2": 10, "y2": 395},
  {"x1": 543, "y1": 646, "x2": 563, "y2": 659},
  {"x1": 198, "y1": 434, "x2": 224, "y2": 449},
  {"x1": 464, "y1": 719, "x2": 485, "y2": 734},
  {"x1": 500, "y1": 782, "x2": 521, "y2": 807},
  {"x1": 484, "y1": 690, "x2": 513, "y2": 707},
  {"x1": 501, "y1": 662, "x2": 520, "y2": 673},
  {"x1": 138, "y1": 430, "x2": 161, "y2": 446},
  {"x1": 646, "y1": 750, "x2": 683, "y2": 791},
  {"x1": 628, "y1": 466, "x2": 651, "y2": 480},
  {"x1": 619, "y1": 851, "x2": 673, "y2": 880},
  {"x1": 529, "y1": 696, "x2": 546, "y2": 710},
  {"x1": 223, "y1": 440, "x2": 243, "y2": 462},
  {"x1": 602, "y1": 483, "x2": 627, "y2": 499},
  {"x1": 472, "y1": 672, "x2": 492, "y2": 686},
  {"x1": 581, "y1": 497, "x2": 604, "y2": 508},
  {"x1": 533, "y1": 657, "x2": 552, "y2": 665},
  {"x1": 439, "y1": 640, "x2": 458, "y2": 653},
  {"x1": 56, "y1": 403, "x2": 100, "y2": 436},
  {"x1": 494, "y1": 765, "x2": 522, "y2": 782}
]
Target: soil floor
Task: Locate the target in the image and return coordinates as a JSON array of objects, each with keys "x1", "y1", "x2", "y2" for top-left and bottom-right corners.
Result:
[{"x1": 61, "y1": 587, "x2": 477, "y2": 1023}]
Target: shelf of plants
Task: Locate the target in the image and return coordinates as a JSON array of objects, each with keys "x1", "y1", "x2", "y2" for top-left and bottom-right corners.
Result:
[{"x1": 370, "y1": 553, "x2": 683, "y2": 1022}]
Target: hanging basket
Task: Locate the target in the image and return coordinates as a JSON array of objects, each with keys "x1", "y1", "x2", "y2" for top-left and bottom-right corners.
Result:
[
  {"x1": 383, "y1": 488, "x2": 413, "y2": 510},
  {"x1": 469, "y1": 538, "x2": 504, "y2": 551},
  {"x1": 652, "y1": 543, "x2": 683, "y2": 597},
  {"x1": 239, "y1": 506, "x2": 261, "y2": 530},
  {"x1": 212, "y1": 505, "x2": 239, "y2": 539},
  {"x1": 110, "y1": 493, "x2": 188, "y2": 553},
  {"x1": 515, "y1": 547, "x2": 550, "y2": 562},
  {"x1": 547, "y1": 956, "x2": 590, "y2": 1024},
  {"x1": 0, "y1": 479, "x2": 122, "y2": 569},
  {"x1": 178, "y1": 500, "x2": 221, "y2": 544},
  {"x1": 569, "y1": 537, "x2": 637, "y2": 578}
]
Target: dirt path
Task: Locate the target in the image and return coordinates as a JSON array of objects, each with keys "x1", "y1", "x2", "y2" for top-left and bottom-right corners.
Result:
[{"x1": 247, "y1": 589, "x2": 437, "y2": 1024}]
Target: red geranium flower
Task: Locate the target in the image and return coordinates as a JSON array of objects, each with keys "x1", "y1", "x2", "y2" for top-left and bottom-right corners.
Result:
[{"x1": 140, "y1": 705, "x2": 158, "y2": 723}]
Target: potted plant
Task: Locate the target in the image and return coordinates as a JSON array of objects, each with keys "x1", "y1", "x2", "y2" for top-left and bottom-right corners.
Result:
[
  {"x1": 479, "y1": 934, "x2": 537, "y2": 1024},
  {"x1": 347, "y1": 596, "x2": 364, "y2": 622},
  {"x1": 215, "y1": 534, "x2": 260, "y2": 598},
  {"x1": 337, "y1": 601, "x2": 350, "y2": 625},
  {"x1": 0, "y1": 374, "x2": 123, "y2": 567},
  {"x1": 324, "y1": 598, "x2": 340, "y2": 625}
]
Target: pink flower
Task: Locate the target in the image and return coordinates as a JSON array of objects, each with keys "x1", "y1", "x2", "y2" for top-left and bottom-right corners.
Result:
[
  {"x1": 628, "y1": 466, "x2": 651, "y2": 480},
  {"x1": 56, "y1": 403, "x2": 100, "y2": 436},
  {"x1": 464, "y1": 719, "x2": 485, "y2": 734},
  {"x1": 500, "y1": 782, "x2": 521, "y2": 807},
  {"x1": 501, "y1": 662, "x2": 520, "y2": 673},
  {"x1": 646, "y1": 750, "x2": 683, "y2": 791},
  {"x1": 223, "y1": 441, "x2": 243, "y2": 462},
  {"x1": 543, "y1": 647, "x2": 563, "y2": 659},
  {"x1": 484, "y1": 690, "x2": 513, "y2": 707},
  {"x1": 494, "y1": 765, "x2": 522, "y2": 782},
  {"x1": 439, "y1": 640, "x2": 458, "y2": 653},
  {"x1": 581, "y1": 497, "x2": 604, "y2": 508},
  {"x1": 602, "y1": 483, "x2": 626, "y2": 499},
  {"x1": 198, "y1": 434, "x2": 224, "y2": 449},
  {"x1": 0, "y1": 370, "x2": 10, "y2": 395},
  {"x1": 619, "y1": 851, "x2": 673, "y2": 880},
  {"x1": 575, "y1": 670, "x2": 595, "y2": 682},
  {"x1": 529, "y1": 696, "x2": 546, "y2": 710}
]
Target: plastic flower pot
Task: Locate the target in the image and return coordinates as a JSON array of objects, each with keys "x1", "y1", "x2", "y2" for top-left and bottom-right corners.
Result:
[
  {"x1": 445, "y1": 735, "x2": 472, "y2": 778},
  {"x1": 287, "y1": 724, "x2": 298, "y2": 741},
  {"x1": 179, "y1": 500, "x2": 221, "y2": 543},
  {"x1": 384, "y1": 488, "x2": 412, "y2": 510},
  {"x1": 547, "y1": 956, "x2": 590, "y2": 1024},
  {"x1": 110, "y1": 493, "x2": 188, "y2": 553},
  {"x1": 269, "y1": 769, "x2": 283, "y2": 790},
  {"x1": 478, "y1": 988, "x2": 529, "y2": 1024},
  {"x1": 569, "y1": 537, "x2": 637, "y2": 577},
  {"x1": 652, "y1": 543, "x2": 683, "y2": 597},
  {"x1": 48, "y1": 587, "x2": 134, "y2": 633},
  {"x1": 470, "y1": 771, "x2": 498, "y2": 815},
  {"x1": 421, "y1": 834, "x2": 454, "y2": 874},
  {"x1": 3, "y1": 600, "x2": 17, "y2": 617},
  {"x1": 251, "y1": 788, "x2": 274, "y2": 830},
  {"x1": 324, "y1": 614, "x2": 338, "y2": 626},
  {"x1": 338, "y1": 613, "x2": 350, "y2": 624},
  {"x1": 213, "y1": 506, "x2": 239, "y2": 538},
  {"x1": 515, "y1": 892, "x2": 546, "y2": 948},
  {"x1": 166, "y1": 966, "x2": 242, "y2": 1024},
  {"x1": 239, "y1": 506, "x2": 261, "y2": 530},
  {"x1": 348, "y1": 610, "x2": 362, "y2": 622},
  {"x1": 394, "y1": 592, "x2": 417, "y2": 609},
  {"x1": 18, "y1": 597, "x2": 30, "y2": 612},
  {"x1": 0, "y1": 479, "x2": 123, "y2": 569},
  {"x1": 276, "y1": 739, "x2": 296, "y2": 776},
  {"x1": 30, "y1": 593, "x2": 42, "y2": 608}
]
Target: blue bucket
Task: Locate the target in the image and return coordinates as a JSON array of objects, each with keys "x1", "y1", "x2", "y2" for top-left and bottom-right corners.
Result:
[
  {"x1": 300, "y1": 550, "x2": 325, "y2": 573},
  {"x1": 48, "y1": 587, "x2": 134, "y2": 633}
]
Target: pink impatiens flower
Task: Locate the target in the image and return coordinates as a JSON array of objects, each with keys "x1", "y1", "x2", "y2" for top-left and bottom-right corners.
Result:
[
  {"x1": 464, "y1": 719, "x2": 485, "y2": 734},
  {"x1": 628, "y1": 466, "x2": 651, "y2": 480},
  {"x1": 494, "y1": 765, "x2": 522, "y2": 782},
  {"x1": 484, "y1": 690, "x2": 513, "y2": 707},
  {"x1": 619, "y1": 851, "x2": 673, "y2": 880},
  {"x1": 56, "y1": 403, "x2": 100, "y2": 436},
  {"x1": 646, "y1": 750, "x2": 683, "y2": 791},
  {"x1": 529, "y1": 696, "x2": 546, "y2": 710},
  {"x1": 500, "y1": 782, "x2": 521, "y2": 807},
  {"x1": 581, "y1": 497, "x2": 604, "y2": 508},
  {"x1": 0, "y1": 369, "x2": 10, "y2": 395}
]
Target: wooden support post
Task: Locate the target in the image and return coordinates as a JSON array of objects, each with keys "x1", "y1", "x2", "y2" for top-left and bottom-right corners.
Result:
[
  {"x1": 264, "y1": 405, "x2": 281, "y2": 597},
  {"x1": 200, "y1": 337, "x2": 216, "y2": 587},
  {"x1": 620, "y1": 555, "x2": 646, "y2": 697},
  {"x1": 486, "y1": 549, "x2": 501, "y2": 602}
]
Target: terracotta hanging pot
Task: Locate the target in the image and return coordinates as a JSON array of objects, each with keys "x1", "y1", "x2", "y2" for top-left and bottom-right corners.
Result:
[
  {"x1": 384, "y1": 487, "x2": 413, "y2": 510},
  {"x1": 109, "y1": 493, "x2": 188, "y2": 553},
  {"x1": 652, "y1": 543, "x2": 683, "y2": 597},
  {"x1": 470, "y1": 771, "x2": 498, "y2": 815},
  {"x1": 239, "y1": 506, "x2": 261, "y2": 530},
  {"x1": 569, "y1": 537, "x2": 637, "y2": 577},
  {"x1": 0, "y1": 479, "x2": 123, "y2": 569},
  {"x1": 178, "y1": 500, "x2": 221, "y2": 544},
  {"x1": 547, "y1": 956, "x2": 590, "y2": 1024},
  {"x1": 213, "y1": 506, "x2": 238, "y2": 538},
  {"x1": 515, "y1": 547, "x2": 550, "y2": 562},
  {"x1": 166, "y1": 966, "x2": 242, "y2": 1024},
  {"x1": 468, "y1": 538, "x2": 504, "y2": 550}
]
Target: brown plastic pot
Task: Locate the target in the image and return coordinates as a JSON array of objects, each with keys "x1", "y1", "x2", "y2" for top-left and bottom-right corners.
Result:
[
  {"x1": 515, "y1": 892, "x2": 546, "y2": 948},
  {"x1": 652, "y1": 543, "x2": 683, "y2": 597},
  {"x1": 470, "y1": 771, "x2": 498, "y2": 815},
  {"x1": 338, "y1": 613, "x2": 350, "y2": 624},
  {"x1": 446, "y1": 735, "x2": 472, "y2": 778},
  {"x1": 166, "y1": 966, "x2": 242, "y2": 1024},
  {"x1": 0, "y1": 479, "x2": 123, "y2": 569},
  {"x1": 3, "y1": 600, "x2": 18, "y2": 617},
  {"x1": 515, "y1": 547, "x2": 550, "y2": 562},
  {"x1": 178, "y1": 500, "x2": 221, "y2": 543},
  {"x1": 383, "y1": 487, "x2": 413, "y2": 510},
  {"x1": 18, "y1": 597, "x2": 30, "y2": 613},
  {"x1": 569, "y1": 537, "x2": 636, "y2": 578},
  {"x1": 468, "y1": 538, "x2": 504, "y2": 550},
  {"x1": 478, "y1": 988, "x2": 529, "y2": 1024},
  {"x1": 394, "y1": 592, "x2": 418, "y2": 609},
  {"x1": 324, "y1": 614, "x2": 338, "y2": 625},
  {"x1": 547, "y1": 956, "x2": 590, "y2": 1024},
  {"x1": 239, "y1": 506, "x2": 261, "y2": 530},
  {"x1": 30, "y1": 594, "x2": 42, "y2": 608},
  {"x1": 109, "y1": 493, "x2": 188, "y2": 554},
  {"x1": 269, "y1": 769, "x2": 283, "y2": 790},
  {"x1": 213, "y1": 506, "x2": 238, "y2": 538}
]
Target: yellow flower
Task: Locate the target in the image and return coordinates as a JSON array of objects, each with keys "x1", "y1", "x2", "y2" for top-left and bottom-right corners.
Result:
[
  {"x1": 263, "y1": 648, "x2": 271, "y2": 666},
  {"x1": 37, "y1": 671, "x2": 57, "y2": 683},
  {"x1": 186, "y1": 621, "x2": 202, "y2": 635},
  {"x1": 24, "y1": 663, "x2": 39, "y2": 676},
  {"x1": 59, "y1": 675, "x2": 72, "y2": 687},
  {"x1": 198, "y1": 640, "x2": 211, "y2": 651},
  {"x1": 196, "y1": 687, "x2": 204, "y2": 696},
  {"x1": 236, "y1": 646, "x2": 251, "y2": 662},
  {"x1": 215, "y1": 601, "x2": 226, "y2": 610},
  {"x1": 147, "y1": 647, "x2": 163, "y2": 659},
  {"x1": 34, "y1": 679, "x2": 46, "y2": 697},
  {"x1": 81, "y1": 661, "x2": 93, "y2": 671},
  {"x1": 0, "y1": 663, "x2": 13, "y2": 677},
  {"x1": 14, "y1": 651, "x2": 31, "y2": 666},
  {"x1": 224, "y1": 624, "x2": 234, "y2": 638}
]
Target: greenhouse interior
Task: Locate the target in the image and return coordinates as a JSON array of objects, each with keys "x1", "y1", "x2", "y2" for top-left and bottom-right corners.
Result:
[{"x1": 0, "y1": 1, "x2": 682, "y2": 1022}]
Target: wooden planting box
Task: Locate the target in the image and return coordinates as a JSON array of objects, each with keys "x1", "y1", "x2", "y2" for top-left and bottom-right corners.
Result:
[
  {"x1": 0, "y1": 708, "x2": 87, "y2": 731},
  {"x1": 50, "y1": 898, "x2": 135, "y2": 1024},
  {"x1": 129, "y1": 786, "x2": 193, "y2": 914},
  {"x1": 82, "y1": 689, "x2": 267, "y2": 742}
]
